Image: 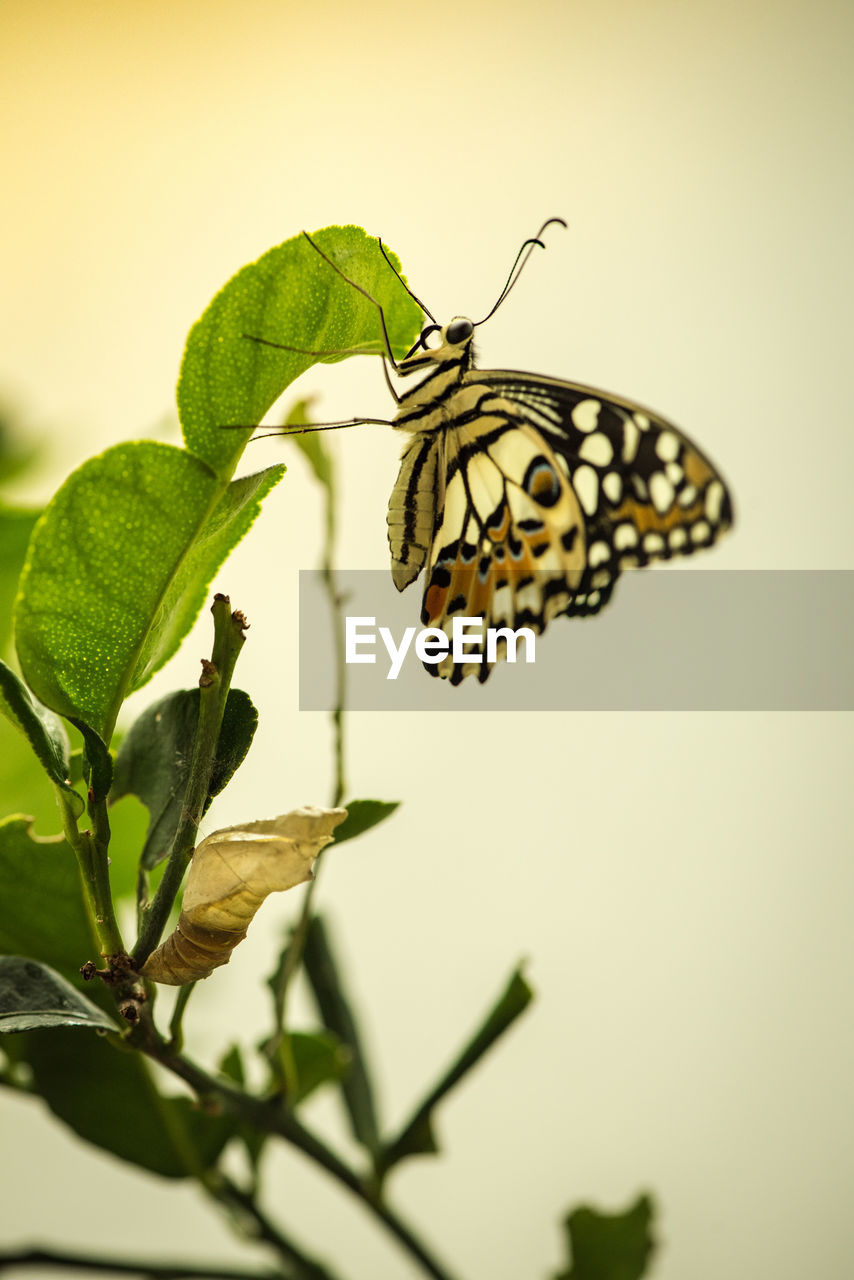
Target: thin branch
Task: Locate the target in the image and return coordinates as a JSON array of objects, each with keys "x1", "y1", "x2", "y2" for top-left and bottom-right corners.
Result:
[
  {"x1": 0, "y1": 1247, "x2": 282, "y2": 1279},
  {"x1": 320, "y1": 467, "x2": 347, "y2": 811},
  {"x1": 133, "y1": 597, "x2": 247, "y2": 967},
  {"x1": 269, "y1": 442, "x2": 346, "y2": 1033},
  {"x1": 168, "y1": 981, "x2": 196, "y2": 1051},
  {"x1": 55, "y1": 786, "x2": 125, "y2": 960},
  {"x1": 216, "y1": 1175, "x2": 339, "y2": 1280},
  {"x1": 134, "y1": 1033, "x2": 461, "y2": 1280}
]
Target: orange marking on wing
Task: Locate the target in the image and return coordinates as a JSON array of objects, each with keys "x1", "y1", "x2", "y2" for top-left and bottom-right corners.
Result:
[
  {"x1": 608, "y1": 495, "x2": 707, "y2": 534},
  {"x1": 683, "y1": 452, "x2": 715, "y2": 488},
  {"x1": 424, "y1": 581, "x2": 449, "y2": 624},
  {"x1": 486, "y1": 508, "x2": 511, "y2": 543}
]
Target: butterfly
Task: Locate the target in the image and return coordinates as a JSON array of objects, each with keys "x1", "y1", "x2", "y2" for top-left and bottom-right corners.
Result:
[{"x1": 259, "y1": 221, "x2": 734, "y2": 683}]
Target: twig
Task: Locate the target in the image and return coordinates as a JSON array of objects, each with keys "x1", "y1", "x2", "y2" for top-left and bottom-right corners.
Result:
[
  {"x1": 56, "y1": 788, "x2": 125, "y2": 961},
  {"x1": 133, "y1": 597, "x2": 246, "y2": 967},
  {"x1": 136, "y1": 1034, "x2": 461, "y2": 1280},
  {"x1": 168, "y1": 981, "x2": 196, "y2": 1051},
  {"x1": 0, "y1": 1247, "x2": 282, "y2": 1278},
  {"x1": 271, "y1": 443, "x2": 347, "y2": 1031},
  {"x1": 216, "y1": 1176, "x2": 339, "y2": 1280}
]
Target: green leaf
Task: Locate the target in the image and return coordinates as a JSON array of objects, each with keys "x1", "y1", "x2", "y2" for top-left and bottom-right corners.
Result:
[
  {"x1": 281, "y1": 1029, "x2": 351, "y2": 1106},
  {"x1": 14, "y1": 1027, "x2": 237, "y2": 1178},
  {"x1": 0, "y1": 502, "x2": 39, "y2": 653},
  {"x1": 378, "y1": 964, "x2": 534, "y2": 1178},
  {"x1": 177, "y1": 225, "x2": 422, "y2": 476},
  {"x1": 0, "y1": 817, "x2": 99, "y2": 990},
  {"x1": 0, "y1": 956, "x2": 118, "y2": 1033},
  {"x1": 333, "y1": 799, "x2": 400, "y2": 845},
  {"x1": 74, "y1": 719, "x2": 113, "y2": 802},
  {"x1": 130, "y1": 464, "x2": 284, "y2": 692},
  {"x1": 287, "y1": 397, "x2": 334, "y2": 491},
  {"x1": 112, "y1": 687, "x2": 258, "y2": 868},
  {"x1": 555, "y1": 1194, "x2": 656, "y2": 1280},
  {"x1": 303, "y1": 915, "x2": 380, "y2": 1156},
  {"x1": 207, "y1": 688, "x2": 258, "y2": 799},
  {"x1": 218, "y1": 1042, "x2": 246, "y2": 1086},
  {"x1": 0, "y1": 658, "x2": 83, "y2": 818},
  {"x1": 13, "y1": 440, "x2": 283, "y2": 742}
]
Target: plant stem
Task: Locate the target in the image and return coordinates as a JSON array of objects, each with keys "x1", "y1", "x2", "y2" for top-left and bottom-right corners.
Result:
[
  {"x1": 167, "y1": 981, "x2": 196, "y2": 1051},
  {"x1": 133, "y1": 597, "x2": 246, "y2": 968},
  {"x1": 215, "y1": 1176, "x2": 339, "y2": 1280},
  {"x1": 56, "y1": 786, "x2": 125, "y2": 960},
  {"x1": 322, "y1": 551, "x2": 347, "y2": 811},
  {"x1": 0, "y1": 1249, "x2": 282, "y2": 1278},
  {"x1": 137, "y1": 1034, "x2": 461, "y2": 1280},
  {"x1": 272, "y1": 465, "x2": 348, "y2": 1030}
]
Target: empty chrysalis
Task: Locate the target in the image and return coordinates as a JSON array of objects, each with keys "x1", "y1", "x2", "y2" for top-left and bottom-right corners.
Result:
[{"x1": 141, "y1": 806, "x2": 347, "y2": 985}]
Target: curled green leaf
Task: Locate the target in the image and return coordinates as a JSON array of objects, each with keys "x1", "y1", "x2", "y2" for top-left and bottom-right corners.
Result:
[{"x1": 178, "y1": 225, "x2": 423, "y2": 475}]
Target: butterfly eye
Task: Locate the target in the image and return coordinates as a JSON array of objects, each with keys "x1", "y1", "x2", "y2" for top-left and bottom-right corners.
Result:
[{"x1": 446, "y1": 318, "x2": 474, "y2": 345}]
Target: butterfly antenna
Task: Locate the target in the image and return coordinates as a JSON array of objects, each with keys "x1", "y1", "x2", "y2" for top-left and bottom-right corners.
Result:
[
  {"x1": 474, "y1": 217, "x2": 567, "y2": 327},
  {"x1": 377, "y1": 239, "x2": 437, "y2": 323},
  {"x1": 302, "y1": 231, "x2": 403, "y2": 367},
  {"x1": 221, "y1": 416, "x2": 394, "y2": 438}
]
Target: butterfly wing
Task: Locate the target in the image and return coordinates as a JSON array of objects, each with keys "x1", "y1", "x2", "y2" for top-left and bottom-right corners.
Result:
[
  {"x1": 417, "y1": 413, "x2": 590, "y2": 684},
  {"x1": 416, "y1": 370, "x2": 733, "y2": 683}
]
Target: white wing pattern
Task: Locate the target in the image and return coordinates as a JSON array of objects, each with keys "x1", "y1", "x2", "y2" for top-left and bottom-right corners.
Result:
[{"x1": 388, "y1": 367, "x2": 733, "y2": 684}]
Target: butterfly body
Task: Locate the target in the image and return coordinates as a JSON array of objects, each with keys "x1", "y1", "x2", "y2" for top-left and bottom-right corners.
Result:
[{"x1": 385, "y1": 316, "x2": 733, "y2": 683}]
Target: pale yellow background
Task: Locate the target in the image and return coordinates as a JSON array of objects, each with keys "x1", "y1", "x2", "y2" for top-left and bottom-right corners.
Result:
[{"x1": 1, "y1": 1, "x2": 852, "y2": 1277}]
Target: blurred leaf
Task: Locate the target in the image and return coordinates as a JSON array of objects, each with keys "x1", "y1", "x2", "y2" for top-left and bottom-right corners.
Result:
[
  {"x1": 15, "y1": 1027, "x2": 237, "y2": 1178},
  {"x1": 286, "y1": 397, "x2": 334, "y2": 491},
  {"x1": 0, "y1": 659, "x2": 83, "y2": 818},
  {"x1": 112, "y1": 687, "x2": 257, "y2": 869},
  {"x1": 0, "y1": 410, "x2": 41, "y2": 487},
  {"x1": 0, "y1": 714, "x2": 68, "y2": 836},
  {"x1": 0, "y1": 817, "x2": 100, "y2": 991},
  {"x1": 218, "y1": 1043, "x2": 267, "y2": 1172},
  {"x1": 378, "y1": 964, "x2": 534, "y2": 1178},
  {"x1": 303, "y1": 915, "x2": 380, "y2": 1156},
  {"x1": 14, "y1": 441, "x2": 283, "y2": 742},
  {"x1": 218, "y1": 1043, "x2": 246, "y2": 1086},
  {"x1": 178, "y1": 224, "x2": 422, "y2": 476},
  {"x1": 281, "y1": 1030, "x2": 351, "y2": 1106},
  {"x1": 0, "y1": 503, "x2": 39, "y2": 653},
  {"x1": 0, "y1": 956, "x2": 118, "y2": 1033},
  {"x1": 333, "y1": 799, "x2": 400, "y2": 846},
  {"x1": 554, "y1": 1194, "x2": 656, "y2": 1280}
]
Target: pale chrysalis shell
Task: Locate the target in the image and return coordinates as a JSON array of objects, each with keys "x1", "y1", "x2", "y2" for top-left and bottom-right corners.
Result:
[{"x1": 140, "y1": 806, "x2": 347, "y2": 985}]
